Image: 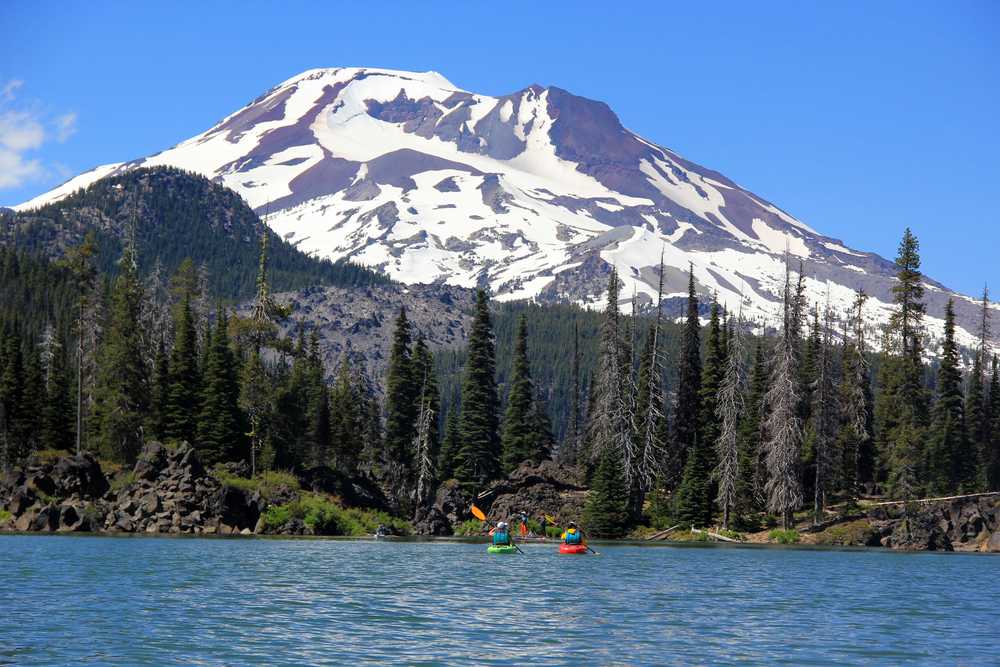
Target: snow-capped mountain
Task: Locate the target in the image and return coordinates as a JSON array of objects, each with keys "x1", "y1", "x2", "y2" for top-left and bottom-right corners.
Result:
[{"x1": 16, "y1": 67, "x2": 995, "y2": 347}]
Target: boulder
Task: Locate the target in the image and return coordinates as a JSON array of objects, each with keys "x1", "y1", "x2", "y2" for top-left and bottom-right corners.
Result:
[
  {"x1": 412, "y1": 505, "x2": 452, "y2": 536},
  {"x1": 51, "y1": 453, "x2": 109, "y2": 499},
  {"x1": 30, "y1": 505, "x2": 59, "y2": 532},
  {"x1": 984, "y1": 532, "x2": 1000, "y2": 553}
]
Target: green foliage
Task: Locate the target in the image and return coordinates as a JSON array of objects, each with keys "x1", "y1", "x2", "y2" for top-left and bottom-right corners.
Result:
[
  {"x1": 583, "y1": 444, "x2": 630, "y2": 538},
  {"x1": 769, "y1": 529, "x2": 801, "y2": 544},
  {"x1": 3, "y1": 167, "x2": 388, "y2": 300},
  {"x1": 262, "y1": 492, "x2": 411, "y2": 536},
  {"x1": 501, "y1": 315, "x2": 547, "y2": 472},
  {"x1": 453, "y1": 519, "x2": 487, "y2": 536},
  {"x1": 457, "y1": 289, "x2": 501, "y2": 487},
  {"x1": 212, "y1": 467, "x2": 300, "y2": 500},
  {"x1": 108, "y1": 471, "x2": 137, "y2": 495},
  {"x1": 813, "y1": 520, "x2": 877, "y2": 546},
  {"x1": 674, "y1": 441, "x2": 713, "y2": 528},
  {"x1": 0, "y1": 509, "x2": 11, "y2": 523}
]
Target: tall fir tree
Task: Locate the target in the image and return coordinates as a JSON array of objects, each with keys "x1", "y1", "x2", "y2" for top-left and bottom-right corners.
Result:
[
  {"x1": 438, "y1": 408, "x2": 461, "y2": 481},
  {"x1": 763, "y1": 265, "x2": 804, "y2": 529},
  {"x1": 456, "y1": 289, "x2": 501, "y2": 487},
  {"x1": 164, "y1": 292, "x2": 200, "y2": 443},
  {"x1": 806, "y1": 299, "x2": 837, "y2": 524},
  {"x1": 966, "y1": 286, "x2": 991, "y2": 490},
  {"x1": 40, "y1": 326, "x2": 73, "y2": 453},
  {"x1": 384, "y1": 307, "x2": 417, "y2": 473},
  {"x1": 837, "y1": 291, "x2": 873, "y2": 500},
  {"x1": 987, "y1": 356, "x2": 1000, "y2": 490},
  {"x1": 672, "y1": 265, "x2": 702, "y2": 485},
  {"x1": 878, "y1": 229, "x2": 928, "y2": 499},
  {"x1": 196, "y1": 308, "x2": 244, "y2": 466},
  {"x1": 329, "y1": 359, "x2": 363, "y2": 475},
  {"x1": 926, "y1": 300, "x2": 967, "y2": 493},
  {"x1": 501, "y1": 315, "x2": 546, "y2": 472},
  {"x1": 304, "y1": 330, "x2": 332, "y2": 468},
  {"x1": 582, "y1": 441, "x2": 630, "y2": 538},
  {"x1": 714, "y1": 306, "x2": 746, "y2": 529},
  {"x1": 92, "y1": 222, "x2": 149, "y2": 464}
]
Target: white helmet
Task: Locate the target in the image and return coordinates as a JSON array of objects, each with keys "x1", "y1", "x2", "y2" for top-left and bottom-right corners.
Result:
[{"x1": 497, "y1": 521, "x2": 508, "y2": 529}]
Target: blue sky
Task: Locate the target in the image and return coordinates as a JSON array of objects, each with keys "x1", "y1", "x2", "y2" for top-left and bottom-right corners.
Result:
[{"x1": 1, "y1": 2, "x2": 997, "y2": 296}]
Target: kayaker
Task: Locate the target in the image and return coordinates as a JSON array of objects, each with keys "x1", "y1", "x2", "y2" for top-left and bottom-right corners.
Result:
[
  {"x1": 492, "y1": 521, "x2": 513, "y2": 547},
  {"x1": 562, "y1": 521, "x2": 584, "y2": 545}
]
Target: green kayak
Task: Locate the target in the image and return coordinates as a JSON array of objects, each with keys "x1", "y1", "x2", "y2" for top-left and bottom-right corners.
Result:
[{"x1": 487, "y1": 544, "x2": 519, "y2": 554}]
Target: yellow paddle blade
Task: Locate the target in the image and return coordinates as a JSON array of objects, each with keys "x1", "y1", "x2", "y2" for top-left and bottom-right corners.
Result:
[
  {"x1": 470, "y1": 504, "x2": 487, "y2": 522},
  {"x1": 544, "y1": 515, "x2": 556, "y2": 525}
]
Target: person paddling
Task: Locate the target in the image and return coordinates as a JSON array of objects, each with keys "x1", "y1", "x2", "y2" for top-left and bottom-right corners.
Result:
[
  {"x1": 562, "y1": 521, "x2": 584, "y2": 545},
  {"x1": 492, "y1": 521, "x2": 514, "y2": 547}
]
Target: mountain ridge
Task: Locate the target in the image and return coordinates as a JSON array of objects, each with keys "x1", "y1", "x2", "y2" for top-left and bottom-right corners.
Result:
[{"x1": 14, "y1": 66, "x2": 997, "y2": 347}]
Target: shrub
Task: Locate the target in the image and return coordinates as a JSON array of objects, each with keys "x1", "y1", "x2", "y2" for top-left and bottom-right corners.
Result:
[
  {"x1": 109, "y1": 471, "x2": 136, "y2": 495},
  {"x1": 0, "y1": 509, "x2": 11, "y2": 523},
  {"x1": 262, "y1": 493, "x2": 411, "y2": 536},
  {"x1": 769, "y1": 529, "x2": 800, "y2": 544},
  {"x1": 212, "y1": 466, "x2": 300, "y2": 500},
  {"x1": 717, "y1": 529, "x2": 745, "y2": 541},
  {"x1": 813, "y1": 520, "x2": 877, "y2": 546},
  {"x1": 454, "y1": 519, "x2": 486, "y2": 536},
  {"x1": 33, "y1": 449, "x2": 70, "y2": 464}
]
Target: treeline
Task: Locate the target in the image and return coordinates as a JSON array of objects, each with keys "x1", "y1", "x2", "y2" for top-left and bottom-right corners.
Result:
[
  {"x1": 0, "y1": 166, "x2": 388, "y2": 301},
  {"x1": 579, "y1": 229, "x2": 1000, "y2": 536},
  {"x1": 0, "y1": 232, "x2": 385, "y2": 488}
]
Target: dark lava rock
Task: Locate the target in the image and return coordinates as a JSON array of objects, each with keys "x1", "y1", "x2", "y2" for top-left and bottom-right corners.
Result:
[
  {"x1": 51, "y1": 453, "x2": 109, "y2": 499},
  {"x1": 479, "y1": 460, "x2": 588, "y2": 525}
]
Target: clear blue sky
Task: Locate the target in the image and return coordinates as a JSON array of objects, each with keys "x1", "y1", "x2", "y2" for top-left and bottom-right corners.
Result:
[{"x1": 2, "y1": 2, "x2": 997, "y2": 296}]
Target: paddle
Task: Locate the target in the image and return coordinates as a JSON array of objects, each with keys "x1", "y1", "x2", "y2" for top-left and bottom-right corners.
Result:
[{"x1": 471, "y1": 504, "x2": 525, "y2": 554}]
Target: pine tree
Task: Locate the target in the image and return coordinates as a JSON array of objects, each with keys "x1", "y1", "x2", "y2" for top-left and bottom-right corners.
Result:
[
  {"x1": 501, "y1": 315, "x2": 545, "y2": 472},
  {"x1": 927, "y1": 300, "x2": 967, "y2": 493},
  {"x1": 457, "y1": 289, "x2": 501, "y2": 486},
  {"x1": 700, "y1": 299, "x2": 725, "y2": 461},
  {"x1": 837, "y1": 291, "x2": 873, "y2": 500},
  {"x1": 672, "y1": 265, "x2": 702, "y2": 485},
  {"x1": 164, "y1": 293, "x2": 200, "y2": 443},
  {"x1": 763, "y1": 265, "x2": 804, "y2": 529},
  {"x1": 633, "y1": 251, "x2": 668, "y2": 514},
  {"x1": 239, "y1": 350, "x2": 271, "y2": 476},
  {"x1": 987, "y1": 356, "x2": 1000, "y2": 490},
  {"x1": 304, "y1": 331, "x2": 331, "y2": 468},
  {"x1": 878, "y1": 229, "x2": 929, "y2": 499},
  {"x1": 967, "y1": 286, "x2": 991, "y2": 490},
  {"x1": 559, "y1": 319, "x2": 582, "y2": 466},
  {"x1": 582, "y1": 442, "x2": 630, "y2": 538},
  {"x1": 714, "y1": 306, "x2": 745, "y2": 529},
  {"x1": 806, "y1": 298, "x2": 837, "y2": 524},
  {"x1": 674, "y1": 439, "x2": 713, "y2": 528},
  {"x1": 329, "y1": 359, "x2": 363, "y2": 475},
  {"x1": 737, "y1": 333, "x2": 769, "y2": 513},
  {"x1": 149, "y1": 336, "x2": 170, "y2": 441},
  {"x1": 384, "y1": 307, "x2": 416, "y2": 474},
  {"x1": 0, "y1": 328, "x2": 24, "y2": 469},
  {"x1": 40, "y1": 326, "x2": 73, "y2": 453},
  {"x1": 65, "y1": 232, "x2": 98, "y2": 454},
  {"x1": 438, "y1": 408, "x2": 461, "y2": 481},
  {"x1": 196, "y1": 308, "x2": 244, "y2": 466},
  {"x1": 92, "y1": 223, "x2": 149, "y2": 464}
]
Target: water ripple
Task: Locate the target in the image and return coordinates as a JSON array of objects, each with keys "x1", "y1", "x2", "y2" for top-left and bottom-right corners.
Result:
[{"x1": 1, "y1": 536, "x2": 998, "y2": 665}]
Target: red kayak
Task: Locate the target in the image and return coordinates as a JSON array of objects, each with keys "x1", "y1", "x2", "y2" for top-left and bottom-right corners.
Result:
[{"x1": 559, "y1": 543, "x2": 589, "y2": 554}]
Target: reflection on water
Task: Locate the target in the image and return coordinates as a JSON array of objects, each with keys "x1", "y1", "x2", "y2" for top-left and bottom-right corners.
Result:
[{"x1": 1, "y1": 536, "x2": 998, "y2": 665}]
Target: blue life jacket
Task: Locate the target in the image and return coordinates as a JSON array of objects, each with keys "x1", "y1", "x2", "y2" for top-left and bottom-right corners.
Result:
[
  {"x1": 564, "y1": 529, "x2": 582, "y2": 544},
  {"x1": 493, "y1": 530, "x2": 510, "y2": 545}
]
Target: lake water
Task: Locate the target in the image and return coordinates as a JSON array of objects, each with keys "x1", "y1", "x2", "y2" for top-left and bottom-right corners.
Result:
[{"x1": 1, "y1": 536, "x2": 998, "y2": 666}]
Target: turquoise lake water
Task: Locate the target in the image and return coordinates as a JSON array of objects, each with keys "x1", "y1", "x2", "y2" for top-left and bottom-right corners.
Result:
[{"x1": 1, "y1": 536, "x2": 998, "y2": 665}]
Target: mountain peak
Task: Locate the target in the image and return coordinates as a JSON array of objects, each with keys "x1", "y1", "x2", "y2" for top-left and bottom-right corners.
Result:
[{"x1": 16, "y1": 67, "x2": 997, "y2": 347}]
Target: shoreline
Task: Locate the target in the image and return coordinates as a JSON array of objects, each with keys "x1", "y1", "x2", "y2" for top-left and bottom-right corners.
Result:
[{"x1": 2, "y1": 530, "x2": 997, "y2": 555}]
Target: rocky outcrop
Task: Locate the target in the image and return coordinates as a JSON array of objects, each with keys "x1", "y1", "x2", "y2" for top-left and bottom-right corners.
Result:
[
  {"x1": 104, "y1": 441, "x2": 263, "y2": 535},
  {"x1": 1, "y1": 452, "x2": 109, "y2": 533},
  {"x1": 867, "y1": 495, "x2": 1000, "y2": 551},
  {"x1": 477, "y1": 460, "x2": 588, "y2": 526},
  {"x1": 1, "y1": 443, "x2": 266, "y2": 536},
  {"x1": 412, "y1": 481, "x2": 473, "y2": 536}
]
